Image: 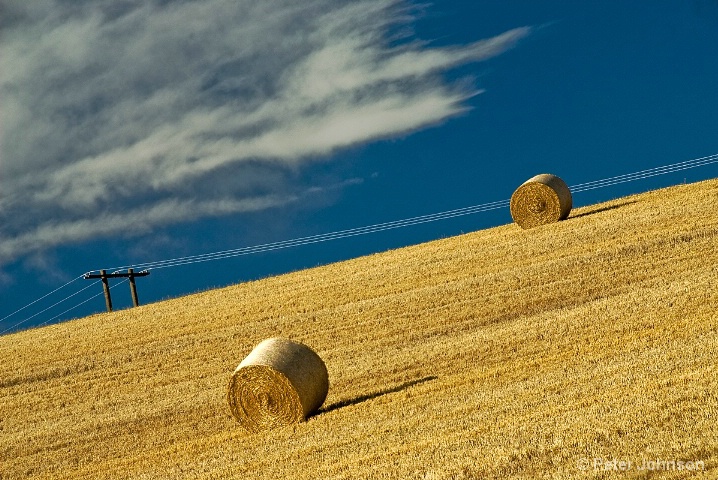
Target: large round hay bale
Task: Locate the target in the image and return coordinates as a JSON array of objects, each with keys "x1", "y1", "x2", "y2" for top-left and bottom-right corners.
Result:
[
  {"x1": 227, "y1": 337, "x2": 329, "y2": 433},
  {"x1": 510, "y1": 174, "x2": 572, "y2": 229}
]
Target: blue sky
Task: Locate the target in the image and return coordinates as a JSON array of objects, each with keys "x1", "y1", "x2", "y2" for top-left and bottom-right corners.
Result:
[{"x1": 1, "y1": 0, "x2": 717, "y2": 333}]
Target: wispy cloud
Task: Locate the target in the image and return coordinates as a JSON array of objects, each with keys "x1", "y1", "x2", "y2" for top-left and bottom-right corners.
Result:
[{"x1": 0, "y1": 0, "x2": 529, "y2": 265}]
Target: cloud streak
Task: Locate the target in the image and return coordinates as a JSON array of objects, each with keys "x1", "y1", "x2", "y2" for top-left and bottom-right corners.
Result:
[{"x1": 0, "y1": 0, "x2": 529, "y2": 265}]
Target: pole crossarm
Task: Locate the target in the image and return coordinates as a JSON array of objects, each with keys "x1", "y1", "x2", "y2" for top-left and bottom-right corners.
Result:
[
  {"x1": 83, "y1": 270, "x2": 150, "y2": 280},
  {"x1": 83, "y1": 269, "x2": 150, "y2": 311}
]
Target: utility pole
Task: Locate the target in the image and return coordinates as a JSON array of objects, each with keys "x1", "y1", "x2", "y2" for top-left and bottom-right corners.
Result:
[{"x1": 84, "y1": 269, "x2": 150, "y2": 312}]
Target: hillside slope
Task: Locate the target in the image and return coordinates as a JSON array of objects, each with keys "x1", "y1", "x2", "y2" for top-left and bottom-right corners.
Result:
[{"x1": 1, "y1": 179, "x2": 717, "y2": 479}]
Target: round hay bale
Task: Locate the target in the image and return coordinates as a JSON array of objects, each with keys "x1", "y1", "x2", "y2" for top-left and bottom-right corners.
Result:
[
  {"x1": 227, "y1": 337, "x2": 329, "y2": 433},
  {"x1": 510, "y1": 173, "x2": 572, "y2": 229}
]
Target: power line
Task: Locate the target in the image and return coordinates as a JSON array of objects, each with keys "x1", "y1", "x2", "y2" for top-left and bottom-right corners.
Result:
[
  {"x1": 100, "y1": 152, "x2": 718, "y2": 273},
  {"x1": 2, "y1": 151, "x2": 717, "y2": 335},
  {"x1": 101, "y1": 199, "x2": 511, "y2": 272},
  {"x1": 0, "y1": 275, "x2": 84, "y2": 324},
  {"x1": 572, "y1": 153, "x2": 718, "y2": 193},
  {"x1": 0, "y1": 279, "x2": 98, "y2": 335},
  {"x1": 36, "y1": 279, "x2": 129, "y2": 330}
]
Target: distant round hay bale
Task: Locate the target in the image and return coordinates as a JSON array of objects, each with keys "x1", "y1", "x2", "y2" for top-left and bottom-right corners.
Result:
[
  {"x1": 510, "y1": 174, "x2": 573, "y2": 229},
  {"x1": 227, "y1": 337, "x2": 329, "y2": 433}
]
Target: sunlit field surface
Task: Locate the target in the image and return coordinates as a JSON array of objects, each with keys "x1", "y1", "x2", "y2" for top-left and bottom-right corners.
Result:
[{"x1": 1, "y1": 180, "x2": 717, "y2": 479}]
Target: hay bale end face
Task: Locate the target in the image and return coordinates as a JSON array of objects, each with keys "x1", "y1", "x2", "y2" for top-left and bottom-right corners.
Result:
[
  {"x1": 510, "y1": 174, "x2": 573, "y2": 229},
  {"x1": 227, "y1": 337, "x2": 329, "y2": 433}
]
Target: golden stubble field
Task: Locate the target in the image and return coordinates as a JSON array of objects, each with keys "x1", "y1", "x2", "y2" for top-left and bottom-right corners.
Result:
[{"x1": 1, "y1": 179, "x2": 717, "y2": 479}]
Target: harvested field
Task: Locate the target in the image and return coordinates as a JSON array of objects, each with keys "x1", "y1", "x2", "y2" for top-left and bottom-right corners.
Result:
[{"x1": 1, "y1": 179, "x2": 717, "y2": 479}]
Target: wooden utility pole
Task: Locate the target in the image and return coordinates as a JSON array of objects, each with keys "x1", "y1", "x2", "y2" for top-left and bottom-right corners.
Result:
[
  {"x1": 84, "y1": 269, "x2": 150, "y2": 312},
  {"x1": 99, "y1": 270, "x2": 112, "y2": 311},
  {"x1": 127, "y1": 268, "x2": 140, "y2": 307}
]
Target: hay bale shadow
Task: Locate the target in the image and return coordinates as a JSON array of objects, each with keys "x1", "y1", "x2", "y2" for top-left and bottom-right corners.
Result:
[
  {"x1": 315, "y1": 375, "x2": 438, "y2": 416},
  {"x1": 570, "y1": 200, "x2": 637, "y2": 219}
]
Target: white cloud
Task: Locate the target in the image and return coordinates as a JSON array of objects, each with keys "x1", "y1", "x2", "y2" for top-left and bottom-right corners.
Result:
[
  {"x1": 0, "y1": 195, "x2": 294, "y2": 262},
  {"x1": 0, "y1": 0, "x2": 529, "y2": 265}
]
